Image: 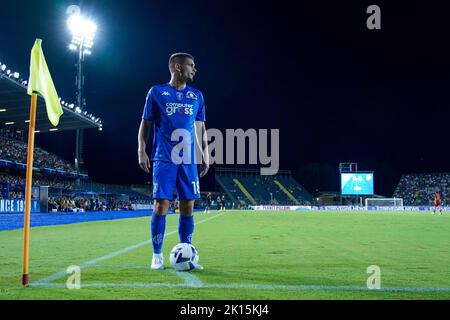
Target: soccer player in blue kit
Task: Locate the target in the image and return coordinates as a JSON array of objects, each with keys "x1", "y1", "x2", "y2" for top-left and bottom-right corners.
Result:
[{"x1": 138, "y1": 53, "x2": 209, "y2": 270}]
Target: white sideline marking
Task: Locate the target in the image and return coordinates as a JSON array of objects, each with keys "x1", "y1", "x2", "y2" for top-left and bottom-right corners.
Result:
[
  {"x1": 33, "y1": 212, "x2": 226, "y2": 285},
  {"x1": 29, "y1": 282, "x2": 450, "y2": 293}
]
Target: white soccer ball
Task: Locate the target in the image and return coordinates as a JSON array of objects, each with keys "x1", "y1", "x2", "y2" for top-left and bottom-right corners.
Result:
[{"x1": 169, "y1": 243, "x2": 199, "y2": 271}]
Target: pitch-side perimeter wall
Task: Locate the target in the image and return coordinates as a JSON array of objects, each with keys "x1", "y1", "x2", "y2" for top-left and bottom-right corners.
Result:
[{"x1": 250, "y1": 205, "x2": 450, "y2": 211}]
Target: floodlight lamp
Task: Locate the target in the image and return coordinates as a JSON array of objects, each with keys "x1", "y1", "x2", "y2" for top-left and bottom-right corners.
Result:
[
  {"x1": 67, "y1": 14, "x2": 97, "y2": 47},
  {"x1": 67, "y1": 14, "x2": 83, "y2": 36},
  {"x1": 83, "y1": 20, "x2": 97, "y2": 39}
]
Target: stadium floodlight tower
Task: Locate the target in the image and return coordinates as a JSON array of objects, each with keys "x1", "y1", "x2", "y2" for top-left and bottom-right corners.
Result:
[{"x1": 66, "y1": 5, "x2": 97, "y2": 172}]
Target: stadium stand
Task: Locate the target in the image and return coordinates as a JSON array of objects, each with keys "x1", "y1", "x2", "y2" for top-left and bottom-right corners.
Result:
[
  {"x1": 1, "y1": 134, "x2": 78, "y2": 173},
  {"x1": 215, "y1": 167, "x2": 314, "y2": 206},
  {"x1": 0, "y1": 127, "x2": 152, "y2": 211},
  {"x1": 393, "y1": 173, "x2": 450, "y2": 205}
]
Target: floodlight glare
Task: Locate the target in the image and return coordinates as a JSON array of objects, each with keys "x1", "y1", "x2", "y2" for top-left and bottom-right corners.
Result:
[
  {"x1": 67, "y1": 15, "x2": 84, "y2": 37},
  {"x1": 69, "y1": 44, "x2": 77, "y2": 51},
  {"x1": 67, "y1": 14, "x2": 97, "y2": 49}
]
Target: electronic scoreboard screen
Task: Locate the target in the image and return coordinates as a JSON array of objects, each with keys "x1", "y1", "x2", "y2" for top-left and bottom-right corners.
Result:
[{"x1": 341, "y1": 173, "x2": 374, "y2": 195}]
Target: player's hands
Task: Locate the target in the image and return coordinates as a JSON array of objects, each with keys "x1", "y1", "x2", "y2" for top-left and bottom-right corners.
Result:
[
  {"x1": 138, "y1": 150, "x2": 151, "y2": 173},
  {"x1": 199, "y1": 161, "x2": 209, "y2": 178}
]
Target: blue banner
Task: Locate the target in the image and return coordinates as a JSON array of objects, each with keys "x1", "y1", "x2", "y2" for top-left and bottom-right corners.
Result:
[{"x1": 0, "y1": 200, "x2": 40, "y2": 213}]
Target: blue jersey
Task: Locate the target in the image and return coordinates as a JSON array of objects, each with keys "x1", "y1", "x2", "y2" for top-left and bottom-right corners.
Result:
[{"x1": 142, "y1": 83, "x2": 206, "y2": 163}]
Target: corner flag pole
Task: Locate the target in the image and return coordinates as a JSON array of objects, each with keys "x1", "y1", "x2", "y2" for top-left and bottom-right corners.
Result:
[
  {"x1": 22, "y1": 92, "x2": 37, "y2": 287},
  {"x1": 22, "y1": 38, "x2": 63, "y2": 287}
]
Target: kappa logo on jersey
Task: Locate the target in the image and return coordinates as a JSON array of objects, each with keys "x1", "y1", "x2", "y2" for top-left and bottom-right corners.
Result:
[
  {"x1": 186, "y1": 91, "x2": 198, "y2": 100},
  {"x1": 162, "y1": 91, "x2": 170, "y2": 96},
  {"x1": 176, "y1": 92, "x2": 183, "y2": 101}
]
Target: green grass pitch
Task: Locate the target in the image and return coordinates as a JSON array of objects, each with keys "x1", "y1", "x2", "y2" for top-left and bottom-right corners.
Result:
[{"x1": 1, "y1": 210, "x2": 450, "y2": 299}]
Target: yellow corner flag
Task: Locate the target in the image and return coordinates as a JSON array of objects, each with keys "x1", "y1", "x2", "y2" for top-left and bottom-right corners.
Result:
[
  {"x1": 27, "y1": 38, "x2": 63, "y2": 126},
  {"x1": 22, "y1": 39, "x2": 64, "y2": 287}
]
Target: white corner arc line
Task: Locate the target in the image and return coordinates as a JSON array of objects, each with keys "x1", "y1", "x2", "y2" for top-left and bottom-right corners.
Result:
[{"x1": 33, "y1": 211, "x2": 226, "y2": 285}]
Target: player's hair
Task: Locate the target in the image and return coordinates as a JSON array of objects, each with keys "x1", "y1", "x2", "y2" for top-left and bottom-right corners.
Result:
[{"x1": 169, "y1": 53, "x2": 194, "y2": 73}]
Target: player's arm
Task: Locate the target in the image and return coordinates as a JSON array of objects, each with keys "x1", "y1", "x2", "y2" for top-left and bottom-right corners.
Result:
[
  {"x1": 138, "y1": 119, "x2": 152, "y2": 173},
  {"x1": 195, "y1": 120, "x2": 209, "y2": 177}
]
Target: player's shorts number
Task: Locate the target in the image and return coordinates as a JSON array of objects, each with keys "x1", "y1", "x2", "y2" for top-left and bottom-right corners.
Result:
[{"x1": 192, "y1": 181, "x2": 200, "y2": 195}]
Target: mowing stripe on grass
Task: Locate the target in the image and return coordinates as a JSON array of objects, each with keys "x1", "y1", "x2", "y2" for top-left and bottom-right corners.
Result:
[
  {"x1": 32, "y1": 211, "x2": 226, "y2": 285},
  {"x1": 29, "y1": 281, "x2": 450, "y2": 293}
]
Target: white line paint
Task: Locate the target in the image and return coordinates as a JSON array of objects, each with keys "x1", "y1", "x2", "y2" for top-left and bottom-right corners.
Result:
[
  {"x1": 33, "y1": 212, "x2": 226, "y2": 285},
  {"x1": 68, "y1": 263, "x2": 203, "y2": 287},
  {"x1": 165, "y1": 269, "x2": 203, "y2": 287},
  {"x1": 29, "y1": 281, "x2": 450, "y2": 293},
  {"x1": 89, "y1": 264, "x2": 150, "y2": 269}
]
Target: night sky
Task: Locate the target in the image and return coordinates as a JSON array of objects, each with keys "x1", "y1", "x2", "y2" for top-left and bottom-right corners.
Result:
[{"x1": 2, "y1": 1, "x2": 450, "y2": 196}]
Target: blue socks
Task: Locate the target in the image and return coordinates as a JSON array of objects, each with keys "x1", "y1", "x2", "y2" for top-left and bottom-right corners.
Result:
[
  {"x1": 151, "y1": 213, "x2": 166, "y2": 254},
  {"x1": 151, "y1": 213, "x2": 194, "y2": 253},
  {"x1": 179, "y1": 215, "x2": 194, "y2": 244}
]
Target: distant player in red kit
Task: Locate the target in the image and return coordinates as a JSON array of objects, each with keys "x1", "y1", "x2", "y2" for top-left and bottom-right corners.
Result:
[{"x1": 433, "y1": 192, "x2": 442, "y2": 215}]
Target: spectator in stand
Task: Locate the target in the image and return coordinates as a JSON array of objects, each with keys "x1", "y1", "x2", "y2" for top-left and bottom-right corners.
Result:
[
  {"x1": 393, "y1": 173, "x2": 450, "y2": 206},
  {"x1": 0, "y1": 135, "x2": 77, "y2": 172},
  {"x1": 48, "y1": 197, "x2": 59, "y2": 211}
]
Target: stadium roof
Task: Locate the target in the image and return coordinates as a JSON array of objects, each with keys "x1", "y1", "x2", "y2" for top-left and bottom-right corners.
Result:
[{"x1": 0, "y1": 62, "x2": 102, "y2": 133}]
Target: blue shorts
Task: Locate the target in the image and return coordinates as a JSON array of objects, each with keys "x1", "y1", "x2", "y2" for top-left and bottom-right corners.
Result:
[{"x1": 152, "y1": 161, "x2": 201, "y2": 201}]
